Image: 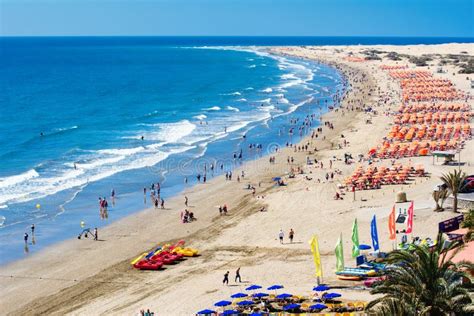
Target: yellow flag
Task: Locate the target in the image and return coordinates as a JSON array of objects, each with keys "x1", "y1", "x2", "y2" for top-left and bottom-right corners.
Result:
[{"x1": 309, "y1": 235, "x2": 323, "y2": 277}]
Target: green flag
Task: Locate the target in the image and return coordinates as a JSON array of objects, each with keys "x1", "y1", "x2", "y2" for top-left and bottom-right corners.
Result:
[
  {"x1": 335, "y1": 234, "x2": 344, "y2": 272},
  {"x1": 352, "y1": 218, "x2": 360, "y2": 258}
]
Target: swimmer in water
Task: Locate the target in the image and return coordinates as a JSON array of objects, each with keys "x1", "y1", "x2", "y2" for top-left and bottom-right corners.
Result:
[{"x1": 141, "y1": 136, "x2": 144, "y2": 140}]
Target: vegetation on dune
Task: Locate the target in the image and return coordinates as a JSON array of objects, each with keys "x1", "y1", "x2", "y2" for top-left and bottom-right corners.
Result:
[
  {"x1": 409, "y1": 55, "x2": 433, "y2": 67},
  {"x1": 366, "y1": 234, "x2": 474, "y2": 315},
  {"x1": 386, "y1": 52, "x2": 402, "y2": 61}
]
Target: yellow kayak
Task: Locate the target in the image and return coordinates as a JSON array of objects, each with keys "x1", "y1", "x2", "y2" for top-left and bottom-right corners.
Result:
[
  {"x1": 172, "y1": 246, "x2": 199, "y2": 257},
  {"x1": 131, "y1": 252, "x2": 147, "y2": 265}
]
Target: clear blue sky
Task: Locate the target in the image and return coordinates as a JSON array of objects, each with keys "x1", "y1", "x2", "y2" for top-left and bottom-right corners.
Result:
[{"x1": 1, "y1": 0, "x2": 473, "y2": 37}]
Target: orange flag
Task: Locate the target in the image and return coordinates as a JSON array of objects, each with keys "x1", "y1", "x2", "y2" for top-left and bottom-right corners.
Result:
[{"x1": 389, "y1": 205, "x2": 396, "y2": 240}]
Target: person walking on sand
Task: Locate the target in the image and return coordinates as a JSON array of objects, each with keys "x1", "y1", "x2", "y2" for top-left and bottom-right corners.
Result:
[
  {"x1": 289, "y1": 228, "x2": 294, "y2": 243},
  {"x1": 279, "y1": 229, "x2": 284, "y2": 244},
  {"x1": 223, "y1": 271, "x2": 229, "y2": 285},
  {"x1": 161, "y1": 198, "x2": 165, "y2": 209},
  {"x1": 235, "y1": 267, "x2": 241, "y2": 283},
  {"x1": 184, "y1": 195, "x2": 188, "y2": 207},
  {"x1": 94, "y1": 228, "x2": 98, "y2": 241}
]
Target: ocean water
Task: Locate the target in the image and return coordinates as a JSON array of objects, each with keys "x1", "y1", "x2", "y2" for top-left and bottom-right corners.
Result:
[{"x1": 0, "y1": 36, "x2": 363, "y2": 264}]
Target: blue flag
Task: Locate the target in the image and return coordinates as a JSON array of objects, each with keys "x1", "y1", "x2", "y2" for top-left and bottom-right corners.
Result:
[{"x1": 371, "y1": 215, "x2": 380, "y2": 251}]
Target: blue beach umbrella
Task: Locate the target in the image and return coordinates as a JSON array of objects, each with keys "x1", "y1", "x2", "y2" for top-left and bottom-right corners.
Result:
[
  {"x1": 214, "y1": 300, "x2": 232, "y2": 307},
  {"x1": 237, "y1": 300, "x2": 254, "y2": 306},
  {"x1": 222, "y1": 310, "x2": 238, "y2": 315},
  {"x1": 276, "y1": 293, "x2": 293, "y2": 299},
  {"x1": 283, "y1": 303, "x2": 300, "y2": 311},
  {"x1": 252, "y1": 292, "x2": 269, "y2": 298},
  {"x1": 313, "y1": 285, "x2": 330, "y2": 292},
  {"x1": 267, "y1": 284, "x2": 284, "y2": 291},
  {"x1": 246, "y1": 284, "x2": 262, "y2": 291},
  {"x1": 323, "y1": 293, "x2": 342, "y2": 299},
  {"x1": 309, "y1": 303, "x2": 327, "y2": 310},
  {"x1": 359, "y1": 244, "x2": 372, "y2": 250},
  {"x1": 230, "y1": 292, "x2": 248, "y2": 298},
  {"x1": 196, "y1": 309, "x2": 215, "y2": 315}
]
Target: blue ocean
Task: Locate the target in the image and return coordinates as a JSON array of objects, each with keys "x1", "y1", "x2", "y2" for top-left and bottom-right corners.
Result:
[{"x1": 0, "y1": 36, "x2": 470, "y2": 264}]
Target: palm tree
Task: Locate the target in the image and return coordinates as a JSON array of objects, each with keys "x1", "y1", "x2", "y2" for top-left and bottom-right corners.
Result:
[
  {"x1": 432, "y1": 188, "x2": 449, "y2": 212},
  {"x1": 440, "y1": 170, "x2": 468, "y2": 212},
  {"x1": 366, "y1": 234, "x2": 473, "y2": 315},
  {"x1": 461, "y1": 209, "x2": 474, "y2": 242}
]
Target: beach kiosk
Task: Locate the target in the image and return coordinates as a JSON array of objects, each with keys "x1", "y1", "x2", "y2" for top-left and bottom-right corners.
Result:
[{"x1": 432, "y1": 150, "x2": 457, "y2": 165}]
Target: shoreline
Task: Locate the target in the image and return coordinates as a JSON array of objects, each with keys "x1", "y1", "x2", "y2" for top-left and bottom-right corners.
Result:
[
  {"x1": 1, "y1": 43, "x2": 472, "y2": 315},
  {"x1": 0, "y1": 51, "x2": 358, "y2": 314},
  {"x1": 0, "y1": 48, "x2": 343, "y2": 265}
]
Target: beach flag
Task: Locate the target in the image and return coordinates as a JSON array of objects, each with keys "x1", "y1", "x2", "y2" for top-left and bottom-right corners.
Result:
[
  {"x1": 406, "y1": 201, "x2": 414, "y2": 234},
  {"x1": 371, "y1": 215, "x2": 380, "y2": 252},
  {"x1": 389, "y1": 205, "x2": 396, "y2": 240},
  {"x1": 351, "y1": 218, "x2": 360, "y2": 258},
  {"x1": 335, "y1": 234, "x2": 344, "y2": 272},
  {"x1": 309, "y1": 235, "x2": 323, "y2": 278}
]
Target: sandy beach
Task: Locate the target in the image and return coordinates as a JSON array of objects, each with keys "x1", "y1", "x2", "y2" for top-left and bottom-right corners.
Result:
[{"x1": 1, "y1": 43, "x2": 473, "y2": 315}]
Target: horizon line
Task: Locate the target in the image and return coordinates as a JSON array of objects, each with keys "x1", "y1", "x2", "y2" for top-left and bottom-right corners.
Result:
[{"x1": 1, "y1": 35, "x2": 474, "y2": 39}]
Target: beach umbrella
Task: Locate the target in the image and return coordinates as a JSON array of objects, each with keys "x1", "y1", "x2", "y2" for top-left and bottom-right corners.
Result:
[
  {"x1": 359, "y1": 244, "x2": 371, "y2": 250},
  {"x1": 214, "y1": 300, "x2": 232, "y2": 307},
  {"x1": 237, "y1": 300, "x2": 254, "y2": 306},
  {"x1": 276, "y1": 293, "x2": 293, "y2": 299},
  {"x1": 323, "y1": 293, "x2": 342, "y2": 299},
  {"x1": 283, "y1": 303, "x2": 300, "y2": 311},
  {"x1": 252, "y1": 292, "x2": 269, "y2": 298},
  {"x1": 230, "y1": 292, "x2": 248, "y2": 299},
  {"x1": 267, "y1": 284, "x2": 284, "y2": 290},
  {"x1": 313, "y1": 285, "x2": 330, "y2": 292},
  {"x1": 309, "y1": 303, "x2": 327, "y2": 310},
  {"x1": 222, "y1": 310, "x2": 238, "y2": 315},
  {"x1": 196, "y1": 309, "x2": 216, "y2": 315},
  {"x1": 246, "y1": 285, "x2": 262, "y2": 291}
]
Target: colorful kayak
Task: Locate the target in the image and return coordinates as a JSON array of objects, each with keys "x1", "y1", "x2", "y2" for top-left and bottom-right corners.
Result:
[
  {"x1": 336, "y1": 268, "x2": 377, "y2": 277},
  {"x1": 172, "y1": 246, "x2": 199, "y2": 257},
  {"x1": 134, "y1": 259, "x2": 164, "y2": 270},
  {"x1": 337, "y1": 275, "x2": 361, "y2": 281},
  {"x1": 131, "y1": 253, "x2": 148, "y2": 265}
]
